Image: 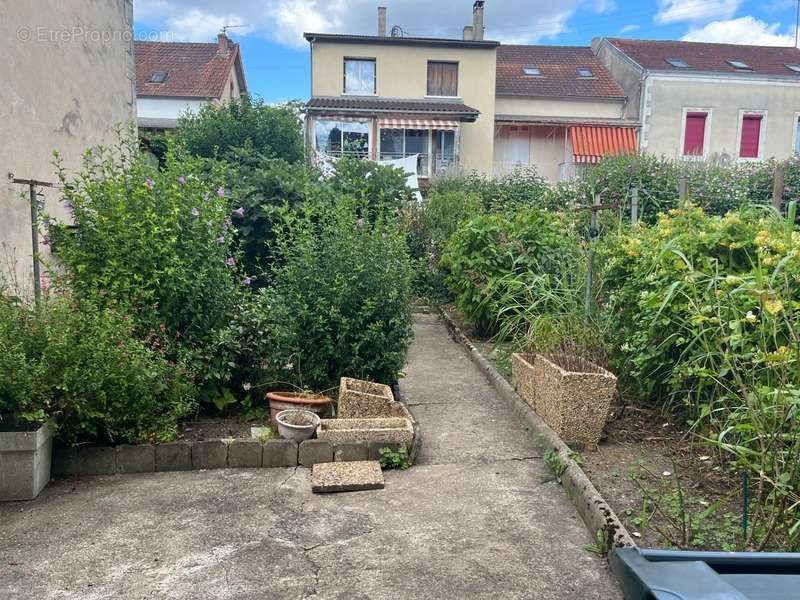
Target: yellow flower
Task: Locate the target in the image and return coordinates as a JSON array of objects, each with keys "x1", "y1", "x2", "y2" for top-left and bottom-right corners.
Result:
[
  {"x1": 765, "y1": 297, "x2": 784, "y2": 315},
  {"x1": 754, "y1": 230, "x2": 770, "y2": 247}
]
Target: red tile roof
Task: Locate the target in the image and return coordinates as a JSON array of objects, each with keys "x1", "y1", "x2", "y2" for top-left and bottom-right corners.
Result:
[
  {"x1": 135, "y1": 38, "x2": 244, "y2": 99},
  {"x1": 607, "y1": 38, "x2": 800, "y2": 76},
  {"x1": 496, "y1": 45, "x2": 625, "y2": 99}
]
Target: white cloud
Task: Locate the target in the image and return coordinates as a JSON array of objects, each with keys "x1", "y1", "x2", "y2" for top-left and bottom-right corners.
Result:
[
  {"x1": 620, "y1": 24, "x2": 640, "y2": 33},
  {"x1": 134, "y1": 0, "x2": 593, "y2": 48},
  {"x1": 683, "y1": 15, "x2": 796, "y2": 46},
  {"x1": 655, "y1": 0, "x2": 741, "y2": 24}
]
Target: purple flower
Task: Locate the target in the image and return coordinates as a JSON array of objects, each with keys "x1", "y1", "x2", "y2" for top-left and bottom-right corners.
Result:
[
  {"x1": 233, "y1": 207, "x2": 245, "y2": 218},
  {"x1": 178, "y1": 176, "x2": 186, "y2": 185},
  {"x1": 145, "y1": 178, "x2": 155, "y2": 190},
  {"x1": 217, "y1": 187, "x2": 226, "y2": 197},
  {"x1": 242, "y1": 277, "x2": 252, "y2": 286},
  {"x1": 215, "y1": 236, "x2": 226, "y2": 245},
  {"x1": 191, "y1": 207, "x2": 199, "y2": 217},
  {"x1": 226, "y1": 257, "x2": 236, "y2": 267}
]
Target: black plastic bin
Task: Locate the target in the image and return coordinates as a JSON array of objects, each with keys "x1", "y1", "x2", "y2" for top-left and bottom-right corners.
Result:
[{"x1": 611, "y1": 547, "x2": 800, "y2": 599}]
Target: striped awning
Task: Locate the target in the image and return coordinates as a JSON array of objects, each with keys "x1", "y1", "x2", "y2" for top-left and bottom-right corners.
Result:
[
  {"x1": 570, "y1": 126, "x2": 638, "y2": 164},
  {"x1": 378, "y1": 118, "x2": 460, "y2": 131}
]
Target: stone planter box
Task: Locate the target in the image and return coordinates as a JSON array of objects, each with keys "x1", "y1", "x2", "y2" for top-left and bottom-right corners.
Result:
[
  {"x1": 338, "y1": 378, "x2": 395, "y2": 419},
  {"x1": 512, "y1": 353, "x2": 616, "y2": 449},
  {"x1": 0, "y1": 424, "x2": 53, "y2": 501},
  {"x1": 317, "y1": 417, "x2": 414, "y2": 447}
]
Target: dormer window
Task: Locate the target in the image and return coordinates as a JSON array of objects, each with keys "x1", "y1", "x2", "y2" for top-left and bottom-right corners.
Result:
[
  {"x1": 786, "y1": 63, "x2": 800, "y2": 73},
  {"x1": 523, "y1": 66, "x2": 541, "y2": 76},
  {"x1": 149, "y1": 70, "x2": 168, "y2": 83},
  {"x1": 576, "y1": 67, "x2": 594, "y2": 78},
  {"x1": 727, "y1": 60, "x2": 751, "y2": 70},
  {"x1": 666, "y1": 58, "x2": 689, "y2": 68}
]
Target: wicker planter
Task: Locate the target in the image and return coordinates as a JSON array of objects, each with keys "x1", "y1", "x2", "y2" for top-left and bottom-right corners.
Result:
[
  {"x1": 512, "y1": 353, "x2": 616, "y2": 449},
  {"x1": 338, "y1": 378, "x2": 395, "y2": 419}
]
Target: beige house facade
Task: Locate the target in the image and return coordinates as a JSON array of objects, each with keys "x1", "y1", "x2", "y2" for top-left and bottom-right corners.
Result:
[
  {"x1": 305, "y1": 3, "x2": 498, "y2": 179},
  {"x1": 0, "y1": 0, "x2": 136, "y2": 293},
  {"x1": 594, "y1": 38, "x2": 800, "y2": 162}
]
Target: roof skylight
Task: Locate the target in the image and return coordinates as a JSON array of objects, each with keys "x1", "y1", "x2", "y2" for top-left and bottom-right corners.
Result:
[
  {"x1": 576, "y1": 67, "x2": 594, "y2": 77},
  {"x1": 149, "y1": 70, "x2": 168, "y2": 83},
  {"x1": 785, "y1": 63, "x2": 800, "y2": 73},
  {"x1": 727, "y1": 60, "x2": 751, "y2": 70},
  {"x1": 523, "y1": 66, "x2": 541, "y2": 76},
  {"x1": 666, "y1": 58, "x2": 689, "y2": 68}
]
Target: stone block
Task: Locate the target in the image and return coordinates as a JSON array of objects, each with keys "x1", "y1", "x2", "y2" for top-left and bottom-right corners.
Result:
[
  {"x1": 333, "y1": 441, "x2": 368, "y2": 462},
  {"x1": 78, "y1": 446, "x2": 116, "y2": 476},
  {"x1": 262, "y1": 439, "x2": 298, "y2": 468},
  {"x1": 116, "y1": 444, "x2": 155, "y2": 474},
  {"x1": 298, "y1": 439, "x2": 333, "y2": 467},
  {"x1": 155, "y1": 442, "x2": 192, "y2": 472},
  {"x1": 311, "y1": 461, "x2": 384, "y2": 493},
  {"x1": 228, "y1": 439, "x2": 262, "y2": 468},
  {"x1": 317, "y1": 417, "x2": 414, "y2": 446},
  {"x1": 338, "y1": 377, "x2": 394, "y2": 418},
  {"x1": 51, "y1": 446, "x2": 78, "y2": 478},
  {"x1": 192, "y1": 440, "x2": 228, "y2": 470},
  {"x1": 0, "y1": 425, "x2": 53, "y2": 501}
]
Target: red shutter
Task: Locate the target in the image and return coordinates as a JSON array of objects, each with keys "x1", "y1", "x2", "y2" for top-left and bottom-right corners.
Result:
[
  {"x1": 739, "y1": 115, "x2": 762, "y2": 158},
  {"x1": 683, "y1": 112, "x2": 707, "y2": 156}
]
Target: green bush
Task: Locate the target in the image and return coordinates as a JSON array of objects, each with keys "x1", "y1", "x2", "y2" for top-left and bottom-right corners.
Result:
[
  {"x1": 175, "y1": 97, "x2": 304, "y2": 162},
  {"x1": 264, "y1": 198, "x2": 414, "y2": 390},
  {"x1": 440, "y1": 208, "x2": 582, "y2": 336},
  {"x1": 429, "y1": 167, "x2": 550, "y2": 212}
]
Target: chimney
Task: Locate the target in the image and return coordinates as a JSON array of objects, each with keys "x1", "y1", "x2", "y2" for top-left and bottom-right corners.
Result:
[
  {"x1": 463, "y1": 25, "x2": 474, "y2": 41},
  {"x1": 378, "y1": 6, "x2": 387, "y2": 37},
  {"x1": 472, "y1": 1, "x2": 485, "y2": 41},
  {"x1": 217, "y1": 33, "x2": 230, "y2": 55}
]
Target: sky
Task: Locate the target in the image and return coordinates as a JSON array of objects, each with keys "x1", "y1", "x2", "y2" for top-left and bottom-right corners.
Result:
[{"x1": 134, "y1": 0, "x2": 800, "y2": 102}]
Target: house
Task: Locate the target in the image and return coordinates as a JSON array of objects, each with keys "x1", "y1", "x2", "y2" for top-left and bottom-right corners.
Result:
[
  {"x1": 135, "y1": 33, "x2": 248, "y2": 130},
  {"x1": 304, "y1": 3, "x2": 499, "y2": 179},
  {"x1": 594, "y1": 38, "x2": 800, "y2": 161},
  {"x1": 494, "y1": 45, "x2": 638, "y2": 181},
  {"x1": 0, "y1": 0, "x2": 136, "y2": 291}
]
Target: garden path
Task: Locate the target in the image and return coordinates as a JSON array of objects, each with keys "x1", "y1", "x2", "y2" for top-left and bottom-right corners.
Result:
[{"x1": 0, "y1": 313, "x2": 619, "y2": 599}]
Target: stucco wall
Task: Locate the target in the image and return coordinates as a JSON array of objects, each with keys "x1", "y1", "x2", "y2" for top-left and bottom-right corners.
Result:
[
  {"x1": 494, "y1": 125, "x2": 571, "y2": 182},
  {"x1": 0, "y1": 0, "x2": 136, "y2": 294},
  {"x1": 495, "y1": 96, "x2": 624, "y2": 119},
  {"x1": 643, "y1": 75, "x2": 800, "y2": 160},
  {"x1": 310, "y1": 41, "x2": 497, "y2": 175},
  {"x1": 137, "y1": 97, "x2": 206, "y2": 120},
  {"x1": 591, "y1": 39, "x2": 643, "y2": 121}
]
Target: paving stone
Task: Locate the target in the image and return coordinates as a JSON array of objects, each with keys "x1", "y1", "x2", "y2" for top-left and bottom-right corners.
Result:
[
  {"x1": 155, "y1": 442, "x2": 192, "y2": 472},
  {"x1": 262, "y1": 439, "x2": 298, "y2": 468},
  {"x1": 51, "y1": 447, "x2": 78, "y2": 477},
  {"x1": 333, "y1": 441, "x2": 368, "y2": 462},
  {"x1": 192, "y1": 440, "x2": 228, "y2": 470},
  {"x1": 78, "y1": 447, "x2": 116, "y2": 476},
  {"x1": 311, "y1": 460, "x2": 384, "y2": 493},
  {"x1": 368, "y1": 440, "x2": 406, "y2": 461},
  {"x1": 298, "y1": 439, "x2": 333, "y2": 467},
  {"x1": 228, "y1": 439, "x2": 263, "y2": 468},
  {"x1": 115, "y1": 444, "x2": 155, "y2": 474}
]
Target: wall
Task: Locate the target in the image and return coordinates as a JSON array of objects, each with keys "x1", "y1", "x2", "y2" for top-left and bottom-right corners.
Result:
[
  {"x1": 310, "y1": 40, "x2": 497, "y2": 175},
  {"x1": 494, "y1": 125, "x2": 571, "y2": 182},
  {"x1": 0, "y1": 0, "x2": 136, "y2": 294},
  {"x1": 495, "y1": 96, "x2": 624, "y2": 119},
  {"x1": 137, "y1": 97, "x2": 206, "y2": 120},
  {"x1": 591, "y1": 39, "x2": 643, "y2": 121},
  {"x1": 644, "y1": 75, "x2": 800, "y2": 160}
]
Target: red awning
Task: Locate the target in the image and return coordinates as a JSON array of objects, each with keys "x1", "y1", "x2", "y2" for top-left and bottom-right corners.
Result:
[
  {"x1": 570, "y1": 126, "x2": 638, "y2": 164},
  {"x1": 378, "y1": 118, "x2": 460, "y2": 131}
]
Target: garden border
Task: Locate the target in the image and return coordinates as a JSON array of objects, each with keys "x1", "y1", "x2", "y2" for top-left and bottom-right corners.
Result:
[{"x1": 437, "y1": 306, "x2": 636, "y2": 553}]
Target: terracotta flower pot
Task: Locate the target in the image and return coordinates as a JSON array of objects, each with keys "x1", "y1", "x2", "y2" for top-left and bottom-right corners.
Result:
[
  {"x1": 512, "y1": 353, "x2": 616, "y2": 450},
  {"x1": 266, "y1": 391, "x2": 331, "y2": 425}
]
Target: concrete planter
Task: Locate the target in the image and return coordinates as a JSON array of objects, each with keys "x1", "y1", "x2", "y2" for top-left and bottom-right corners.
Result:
[
  {"x1": 338, "y1": 378, "x2": 395, "y2": 418},
  {"x1": 512, "y1": 353, "x2": 616, "y2": 449},
  {"x1": 0, "y1": 424, "x2": 53, "y2": 501},
  {"x1": 317, "y1": 417, "x2": 413, "y2": 447},
  {"x1": 275, "y1": 409, "x2": 320, "y2": 443}
]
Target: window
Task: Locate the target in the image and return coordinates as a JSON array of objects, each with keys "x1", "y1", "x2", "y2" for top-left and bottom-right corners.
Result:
[
  {"x1": 314, "y1": 119, "x2": 370, "y2": 158},
  {"x1": 786, "y1": 64, "x2": 800, "y2": 73},
  {"x1": 683, "y1": 111, "x2": 708, "y2": 157},
  {"x1": 380, "y1": 129, "x2": 430, "y2": 176},
  {"x1": 343, "y1": 59, "x2": 375, "y2": 94},
  {"x1": 149, "y1": 70, "x2": 168, "y2": 83},
  {"x1": 427, "y1": 61, "x2": 459, "y2": 96},
  {"x1": 523, "y1": 66, "x2": 541, "y2": 76},
  {"x1": 666, "y1": 58, "x2": 689, "y2": 68},
  {"x1": 795, "y1": 115, "x2": 800, "y2": 153},
  {"x1": 576, "y1": 67, "x2": 594, "y2": 77},
  {"x1": 727, "y1": 60, "x2": 751, "y2": 70},
  {"x1": 739, "y1": 113, "x2": 764, "y2": 159},
  {"x1": 434, "y1": 130, "x2": 456, "y2": 172}
]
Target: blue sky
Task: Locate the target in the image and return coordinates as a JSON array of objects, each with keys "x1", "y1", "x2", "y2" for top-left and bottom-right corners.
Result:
[{"x1": 134, "y1": 0, "x2": 800, "y2": 102}]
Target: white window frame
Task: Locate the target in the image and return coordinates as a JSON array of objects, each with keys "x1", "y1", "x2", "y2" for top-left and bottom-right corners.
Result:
[
  {"x1": 792, "y1": 112, "x2": 800, "y2": 154},
  {"x1": 678, "y1": 107, "x2": 712, "y2": 160},
  {"x1": 735, "y1": 109, "x2": 767, "y2": 162},
  {"x1": 425, "y1": 61, "x2": 460, "y2": 99},
  {"x1": 343, "y1": 57, "x2": 377, "y2": 96}
]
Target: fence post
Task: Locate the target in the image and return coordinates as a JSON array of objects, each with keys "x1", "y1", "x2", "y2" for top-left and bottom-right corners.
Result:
[
  {"x1": 584, "y1": 193, "x2": 600, "y2": 322},
  {"x1": 678, "y1": 177, "x2": 688, "y2": 206},
  {"x1": 631, "y1": 187, "x2": 639, "y2": 226},
  {"x1": 772, "y1": 164, "x2": 785, "y2": 213}
]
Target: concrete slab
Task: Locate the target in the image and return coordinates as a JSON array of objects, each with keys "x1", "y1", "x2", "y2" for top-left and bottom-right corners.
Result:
[
  {"x1": 298, "y1": 439, "x2": 333, "y2": 467},
  {"x1": 262, "y1": 439, "x2": 297, "y2": 468},
  {"x1": 228, "y1": 440, "x2": 262, "y2": 468},
  {"x1": 332, "y1": 441, "x2": 368, "y2": 462},
  {"x1": 311, "y1": 461, "x2": 384, "y2": 493},
  {"x1": 191, "y1": 440, "x2": 227, "y2": 470},
  {"x1": 155, "y1": 442, "x2": 191, "y2": 472},
  {"x1": 116, "y1": 444, "x2": 155, "y2": 474},
  {"x1": 78, "y1": 446, "x2": 115, "y2": 476}
]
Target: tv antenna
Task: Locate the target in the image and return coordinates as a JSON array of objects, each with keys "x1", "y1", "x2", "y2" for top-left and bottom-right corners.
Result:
[
  {"x1": 221, "y1": 24, "x2": 247, "y2": 35},
  {"x1": 390, "y1": 25, "x2": 406, "y2": 38}
]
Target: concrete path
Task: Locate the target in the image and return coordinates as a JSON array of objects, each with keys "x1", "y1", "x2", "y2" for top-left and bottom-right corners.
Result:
[{"x1": 0, "y1": 314, "x2": 619, "y2": 599}]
